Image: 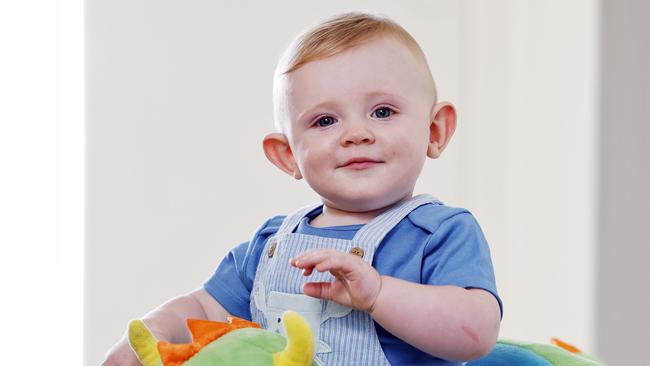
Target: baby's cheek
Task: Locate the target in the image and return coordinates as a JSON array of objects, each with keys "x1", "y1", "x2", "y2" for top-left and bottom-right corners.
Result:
[{"x1": 387, "y1": 137, "x2": 413, "y2": 158}]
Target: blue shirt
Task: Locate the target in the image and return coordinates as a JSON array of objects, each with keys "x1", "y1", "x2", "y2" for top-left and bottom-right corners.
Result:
[{"x1": 204, "y1": 202, "x2": 502, "y2": 365}]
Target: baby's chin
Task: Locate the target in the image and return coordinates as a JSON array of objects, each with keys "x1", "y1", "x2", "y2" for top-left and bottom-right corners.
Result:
[{"x1": 319, "y1": 190, "x2": 412, "y2": 214}]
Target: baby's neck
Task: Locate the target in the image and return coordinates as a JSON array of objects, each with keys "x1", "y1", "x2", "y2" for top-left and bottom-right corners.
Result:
[
  {"x1": 309, "y1": 195, "x2": 412, "y2": 228},
  {"x1": 309, "y1": 210, "x2": 375, "y2": 228}
]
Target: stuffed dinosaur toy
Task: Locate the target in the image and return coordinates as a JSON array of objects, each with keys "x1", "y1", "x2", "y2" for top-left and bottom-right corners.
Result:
[
  {"x1": 128, "y1": 310, "x2": 317, "y2": 366},
  {"x1": 129, "y1": 311, "x2": 605, "y2": 366},
  {"x1": 466, "y1": 338, "x2": 605, "y2": 366}
]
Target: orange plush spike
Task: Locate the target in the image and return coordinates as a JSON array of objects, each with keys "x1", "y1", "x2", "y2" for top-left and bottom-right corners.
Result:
[
  {"x1": 157, "y1": 317, "x2": 263, "y2": 365},
  {"x1": 187, "y1": 319, "x2": 233, "y2": 346},
  {"x1": 157, "y1": 341, "x2": 201, "y2": 366},
  {"x1": 550, "y1": 338, "x2": 582, "y2": 353},
  {"x1": 227, "y1": 315, "x2": 261, "y2": 329}
]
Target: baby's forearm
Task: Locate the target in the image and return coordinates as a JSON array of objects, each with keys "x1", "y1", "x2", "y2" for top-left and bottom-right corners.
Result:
[
  {"x1": 141, "y1": 289, "x2": 228, "y2": 343},
  {"x1": 370, "y1": 276, "x2": 500, "y2": 362}
]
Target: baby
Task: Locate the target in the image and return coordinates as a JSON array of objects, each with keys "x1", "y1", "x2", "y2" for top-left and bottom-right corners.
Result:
[{"x1": 103, "y1": 12, "x2": 502, "y2": 366}]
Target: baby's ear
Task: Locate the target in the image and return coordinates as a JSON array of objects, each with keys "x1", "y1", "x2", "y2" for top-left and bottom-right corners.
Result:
[
  {"x1": 427, "y1": 102, "x2": 457, "y2": 159},
  {"x1": 262, "y1": 133, "x2": 303, "y2": 179}
]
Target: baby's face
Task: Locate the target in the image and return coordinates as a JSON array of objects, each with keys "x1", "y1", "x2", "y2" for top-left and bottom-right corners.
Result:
[{"x1": 278, "y1": 37, "x2": 437, "y2": 212}]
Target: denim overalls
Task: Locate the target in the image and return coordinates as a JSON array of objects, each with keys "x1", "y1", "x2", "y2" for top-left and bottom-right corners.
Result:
[{"x1": 250, "y1": 194, "x2": 438, "y2": 365}]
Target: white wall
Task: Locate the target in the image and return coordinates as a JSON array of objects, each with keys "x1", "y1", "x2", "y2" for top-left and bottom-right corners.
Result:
[
  {"x1": 455, "y1": 0, "x2": 600, "y2": 350},
  {"x1": 86, "y1": 1, "x2": 602, "y2": 364}
]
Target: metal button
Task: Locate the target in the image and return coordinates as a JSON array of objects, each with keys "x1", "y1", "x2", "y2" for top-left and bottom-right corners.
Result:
[
  {"x1": 349, "y1": 246, "x2": 364, "y2": 258},
  {"x1": 267, "y1": 241, "x2": 277, "y2": 258}
]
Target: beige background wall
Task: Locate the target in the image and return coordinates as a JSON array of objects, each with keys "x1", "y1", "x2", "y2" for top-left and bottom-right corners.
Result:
[
  {"x1": 86, "y1": 1, "x2": 645, "y2": 365},
  {"x1": 596, "y1": 0, "x2": 650, "y2": 364}
]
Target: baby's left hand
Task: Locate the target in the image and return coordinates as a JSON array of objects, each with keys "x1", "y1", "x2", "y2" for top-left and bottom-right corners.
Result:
[{"x1": 291, "y1": 249, "x2": 382, "y2": 313}]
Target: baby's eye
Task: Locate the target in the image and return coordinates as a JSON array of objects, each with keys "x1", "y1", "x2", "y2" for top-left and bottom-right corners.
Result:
[
  {"x1": 371, "y1": 106, "x2": 395, "y2": 119},
  {"x1": 315, "y1": 115, "x2": 337, "y2": 127}
]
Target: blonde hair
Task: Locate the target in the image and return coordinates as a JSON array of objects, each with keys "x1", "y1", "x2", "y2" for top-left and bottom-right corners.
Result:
[{"x1": 273, "y1": 12, "x2": 435, "y2": 130}]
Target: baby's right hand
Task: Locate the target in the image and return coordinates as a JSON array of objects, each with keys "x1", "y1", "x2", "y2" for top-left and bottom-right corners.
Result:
[{"x1": 101, "y1": 336, "x2": 142, "y2": 366}]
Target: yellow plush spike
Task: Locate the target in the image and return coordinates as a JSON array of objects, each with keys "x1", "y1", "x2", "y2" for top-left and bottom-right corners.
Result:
[
  {"x1": 272, "y1": 311, "x2": 315, "y2": 366},
  {"x1": 128, "y1": 319, "x2": 162, "y2": 366}
]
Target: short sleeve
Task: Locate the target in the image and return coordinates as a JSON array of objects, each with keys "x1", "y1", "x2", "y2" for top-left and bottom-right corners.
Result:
[
  {"x1": 422, "y1": 212, "x2": 503, "y2": 317},
  {"x1": 203, "y1": 216, "x2": 283, "y2": 320}
]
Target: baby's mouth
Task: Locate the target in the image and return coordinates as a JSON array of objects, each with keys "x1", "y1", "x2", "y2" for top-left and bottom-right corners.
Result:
[{"x1": 338, "y1": 157, "x2": 384, "y2": 170}]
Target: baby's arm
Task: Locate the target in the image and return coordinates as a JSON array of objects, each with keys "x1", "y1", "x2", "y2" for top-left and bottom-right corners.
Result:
[
  {"x1": 292, "y1": 249, "x2": 500, "y2": 362},
  {"x1": 370, "y1": 276, "x2": 500, "y2": 361},
  {"x1": 102, "y1": 288, "x2": 228, "y2": 366}
]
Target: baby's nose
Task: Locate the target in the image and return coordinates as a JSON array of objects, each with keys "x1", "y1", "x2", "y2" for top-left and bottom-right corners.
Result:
[{"x1": 340, "y1": 123, "x2": 375, "y2": 146}]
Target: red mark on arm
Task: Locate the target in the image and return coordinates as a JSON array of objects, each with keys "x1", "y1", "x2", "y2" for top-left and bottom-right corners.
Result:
[{"x1": 461, "y1": 324, "x2": 480, "y2": 345}]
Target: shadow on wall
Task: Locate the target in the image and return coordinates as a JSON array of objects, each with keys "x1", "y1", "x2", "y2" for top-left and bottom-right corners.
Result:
[{"x1": 596, "y1": 0, "x2": 650, "y2": 365}]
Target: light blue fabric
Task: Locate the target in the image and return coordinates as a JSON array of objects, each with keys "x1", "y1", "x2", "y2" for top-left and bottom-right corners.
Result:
[{"x1": 205, "y1": 196, "x2": 501, "y2": 365}]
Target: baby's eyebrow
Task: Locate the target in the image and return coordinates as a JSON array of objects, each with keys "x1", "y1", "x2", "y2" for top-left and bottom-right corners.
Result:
[
  {"x1": 364, "y1": 91, "x2": 402, "y2": 100},
  {"x1": 363, "y1": 91, "x2": 409, "y2": 108},
  {"x1": 296, "y1": 100, "x2": 339, "y2": 121}
]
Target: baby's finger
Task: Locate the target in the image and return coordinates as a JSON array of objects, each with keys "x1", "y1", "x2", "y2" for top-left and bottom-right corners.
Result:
[
  {"x1": 292, "y1": 249, "x2": 341, "y2": 268},
  {"x1": 303, "y1": 282, "x2": 333, "y2": 300},
  {"x1": 295, "y1": 248, "x2": 339, "y2": 263},
  {"x1": 314, "y1": 254, "x2": 357, "y2": 275},
  {"x1": 301, "y1": 265, "x2": 315, "y2": 276}
]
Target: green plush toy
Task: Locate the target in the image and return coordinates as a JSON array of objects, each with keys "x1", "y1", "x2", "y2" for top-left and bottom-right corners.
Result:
[
  {"x1": 129, "y1": 311, "x2": 605, "y2": 366},
  {"x1": 128, "y1": 310, "x2": 316, "y2": 366},
  {"x1": 466, "y1": 338, "x2": 606, "y2": 366}
]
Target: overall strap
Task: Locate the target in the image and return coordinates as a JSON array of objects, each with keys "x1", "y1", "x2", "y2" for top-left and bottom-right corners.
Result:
[
  {"x1": 351, "y1": 194, "x2": 440, "y2": 247},
  {"x1": 275, "y1": 201, "x2": 323, "y2": 235}
]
